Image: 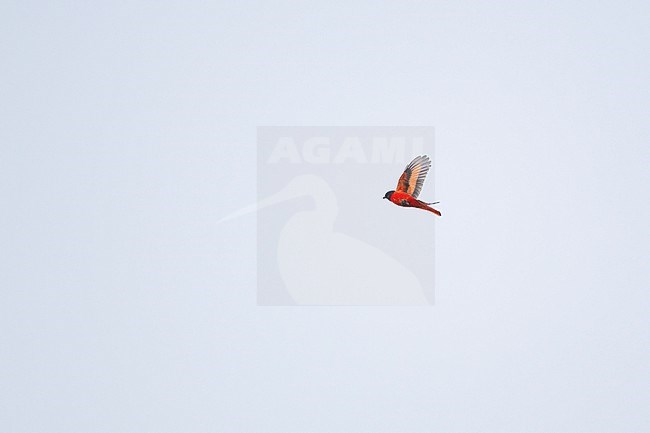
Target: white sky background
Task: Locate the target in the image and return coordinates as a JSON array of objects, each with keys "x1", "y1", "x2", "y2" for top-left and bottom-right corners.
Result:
[{"x1": 1, "y1": 1, "x2": 649, "y2": 432}]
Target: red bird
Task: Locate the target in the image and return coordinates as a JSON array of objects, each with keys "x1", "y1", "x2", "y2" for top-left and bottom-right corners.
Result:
[{"x1": 383, "y1": 155, "x2": 441, "y2": 216}]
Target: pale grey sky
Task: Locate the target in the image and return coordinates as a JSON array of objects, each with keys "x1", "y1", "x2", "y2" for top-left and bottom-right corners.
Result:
[{"x1": 1, "y1": 1, "x2": 649, "y2": 432}]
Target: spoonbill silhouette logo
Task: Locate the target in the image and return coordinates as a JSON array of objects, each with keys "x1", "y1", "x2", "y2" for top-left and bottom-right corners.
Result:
[
  {"x1": 221, "y1": 126, "x2": 436, "y2": 305},
  {"x1": 219, "y1": 175, "x2": 430, "y2": 305}
]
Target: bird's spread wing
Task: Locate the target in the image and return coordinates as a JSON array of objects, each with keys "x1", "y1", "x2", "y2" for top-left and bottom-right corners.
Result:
[{"x1": 396, "y1": 155, "x2": 431, "y2": 199}]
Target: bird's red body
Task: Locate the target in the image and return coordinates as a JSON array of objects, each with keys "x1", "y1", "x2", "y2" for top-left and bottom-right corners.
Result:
[
  {"x1": 383, "y1": 155, "x2": 441, "y2": 217},
  {"x1": 388, "y1": 191, "x2": 442, "y2": 216}
]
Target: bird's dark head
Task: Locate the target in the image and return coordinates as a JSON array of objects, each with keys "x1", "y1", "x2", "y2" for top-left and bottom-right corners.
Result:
[{"x1": 383, "y1": 190, "x2": 394, "y2": 200}]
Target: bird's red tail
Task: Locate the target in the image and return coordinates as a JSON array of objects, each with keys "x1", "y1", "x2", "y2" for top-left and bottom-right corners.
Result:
[{"x1": 416, "y1": 200, "x2": 442, "y2": 216}]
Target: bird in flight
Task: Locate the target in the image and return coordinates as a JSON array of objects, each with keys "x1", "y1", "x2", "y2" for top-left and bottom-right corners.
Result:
[{"x1": 383, "y1": 155, "x2": 441, "y2": 216}]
